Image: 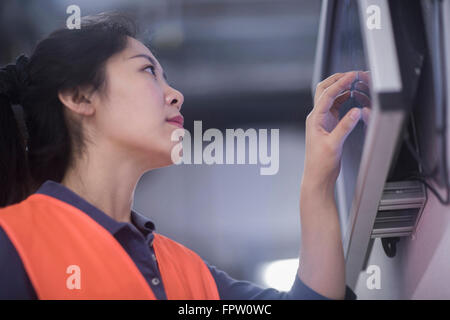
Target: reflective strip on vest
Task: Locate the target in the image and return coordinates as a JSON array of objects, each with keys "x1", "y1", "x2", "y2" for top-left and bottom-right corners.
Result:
[{"x1": 0, "y1": 193, "x2": 219, "y2": 300}]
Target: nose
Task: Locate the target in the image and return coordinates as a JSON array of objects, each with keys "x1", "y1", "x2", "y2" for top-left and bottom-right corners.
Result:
[{"x1": 165, "y1": 86, "x2": 184, "y2": 111}]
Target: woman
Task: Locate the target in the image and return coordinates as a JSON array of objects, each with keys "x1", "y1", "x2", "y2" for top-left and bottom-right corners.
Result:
[{"x1": 0, "y1": 13, "x2": 364, "y2": 300}]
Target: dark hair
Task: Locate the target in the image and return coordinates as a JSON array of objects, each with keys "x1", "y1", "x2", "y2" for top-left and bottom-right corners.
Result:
[{"x1": 0, "y1": 12, "x2": 137, "y2": 207}]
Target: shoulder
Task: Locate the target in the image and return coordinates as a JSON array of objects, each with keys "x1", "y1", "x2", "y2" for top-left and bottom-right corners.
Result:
[
  {"x1": 0, "y1": 194, "x2": 40, "y2": 219},
  {"x1": 0, "y1": 226, "x2": 37, "y2": 299},
  {"x1": 153, "y1": 233, "x2": 211, "y2": 272},
  {"x1": 153, "y1": 233, "x2": 200, "y2": 257}
]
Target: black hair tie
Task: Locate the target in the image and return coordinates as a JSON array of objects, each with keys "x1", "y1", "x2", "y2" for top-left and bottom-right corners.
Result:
[{"x1": 0, "y1": 54, "x2": 30, "y2": 106}]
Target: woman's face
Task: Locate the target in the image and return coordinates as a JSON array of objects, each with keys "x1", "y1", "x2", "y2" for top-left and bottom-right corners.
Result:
[{"x1": 92, "y1": 36, "x2": 184, "y2": 170}]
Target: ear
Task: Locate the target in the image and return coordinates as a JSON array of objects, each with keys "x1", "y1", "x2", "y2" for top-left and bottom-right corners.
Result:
[{"x1": 58, "y1": 86, "x2": 95, "y2": 116}]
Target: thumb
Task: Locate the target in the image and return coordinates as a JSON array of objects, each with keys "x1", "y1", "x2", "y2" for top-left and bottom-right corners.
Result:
[{"x1": 330, "y1": 108, "x2": 361, "y2": 146}]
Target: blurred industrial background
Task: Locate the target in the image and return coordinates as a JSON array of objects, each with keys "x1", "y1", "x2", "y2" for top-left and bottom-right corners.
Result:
[{"x1": 0, "y1": 0, "x2": 322, "y2": 289}]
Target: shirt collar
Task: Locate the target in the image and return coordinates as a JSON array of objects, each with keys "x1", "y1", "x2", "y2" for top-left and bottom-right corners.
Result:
[
  {"x1": 131, "y1": 209, "x2": 155, "y2": 236},
  {"x1": 35, "y1": 180, "x2": 155, "y2": 236}
]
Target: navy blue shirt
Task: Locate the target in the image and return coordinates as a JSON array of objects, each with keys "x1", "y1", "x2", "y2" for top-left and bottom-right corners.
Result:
[{"x1": 0, "y1": 180, "x2": 356, "y2": 300}]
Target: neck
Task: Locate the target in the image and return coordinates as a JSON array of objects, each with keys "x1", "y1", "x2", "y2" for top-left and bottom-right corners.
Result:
[{"x1": 61, "y1": 144, "x2": 146, "y2": 224}]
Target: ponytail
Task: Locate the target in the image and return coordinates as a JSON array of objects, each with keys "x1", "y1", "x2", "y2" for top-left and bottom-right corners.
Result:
[{"x1": 0, "y1": 55, "x2": 32, "y2": 207}]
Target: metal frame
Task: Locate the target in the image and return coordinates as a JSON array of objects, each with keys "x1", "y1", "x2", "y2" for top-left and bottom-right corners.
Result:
[
  {"x1": 311, "y1": 0, "x2": 336, "y2": 94},
  {"x1": 359, "y1": 0, "x2": 402, "y2": 94},
  {"x1": 312, "y1": 0, "x2": 352, "y2": 237},
  {"x1": 344, "y1": 0, "x2": 406, "y2": 288},
  {"x1": 445, "y1": 0, "x2": 450, "y2": 179}
]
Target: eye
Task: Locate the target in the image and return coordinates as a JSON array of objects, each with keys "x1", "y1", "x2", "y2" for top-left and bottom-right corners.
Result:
[{"x1": 143, "y1": 65, "x2": 157, "y2": 77}]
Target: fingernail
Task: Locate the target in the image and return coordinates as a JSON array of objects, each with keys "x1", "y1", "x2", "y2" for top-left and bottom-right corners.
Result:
[{"x1": 350, "y1": 108, "x2": 361, "y2": 120}]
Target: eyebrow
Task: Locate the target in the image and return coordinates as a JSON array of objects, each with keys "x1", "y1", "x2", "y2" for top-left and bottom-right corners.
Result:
[{"x1": 128, "y1": 54, "x2": 168, "y2": 81}]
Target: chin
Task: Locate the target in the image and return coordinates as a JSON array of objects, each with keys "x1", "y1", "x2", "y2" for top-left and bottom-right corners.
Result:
[
  {"x1": 142, "y1": 132, "x2": 184, "y2": 169},
  {"x1": 147, "y1": 146, "x2": 182, "y2": 170},
  {"x1": 145, "y1": 157, "x2": 173, "y2": 171}
]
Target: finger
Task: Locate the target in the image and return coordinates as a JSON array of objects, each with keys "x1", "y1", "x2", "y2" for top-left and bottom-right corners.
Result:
[
  {"x1": 332, "y1": 80, "x2": 370, "y2": 111},
  {"x1": 362, "y1": 106, "x2": 371, "y2": 126},
  {"x1": 353, "y1": 81, "x2": 370, "y2": 96},
  {"x1": 330, "y1": 107, "x2": 361, "y2": 146},
  {"x1": 316, "y1": 71, "x2": 367, "y2": 101},
  {"x1": 329, "y1": 90, "x2": 351, "y2": 117},
  {"x1": 315, "y1": 72, "x2": 357, "y2": 115},
  {"x1": 352, "y1": 90, "x2": 371, "y2": 107},
  {"x1": 314, "y1": 73, "x2": 346, "y2": 104},
  {"x1": 356, "y1": 70, "x2": 371, "y2": 87}
]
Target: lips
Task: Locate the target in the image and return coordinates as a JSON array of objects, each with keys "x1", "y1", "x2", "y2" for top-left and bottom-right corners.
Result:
[{"x1": 167, "y1": 115, "x2": 184, "y2": 128}]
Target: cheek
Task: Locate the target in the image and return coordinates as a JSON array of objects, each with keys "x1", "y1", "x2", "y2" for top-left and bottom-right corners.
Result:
[
  {"x1": 103, "y1": 85, "x2": 174, "y2": 152},
  {"x1": 114, "y1": 76, "x2": 163, "y2": 122}
]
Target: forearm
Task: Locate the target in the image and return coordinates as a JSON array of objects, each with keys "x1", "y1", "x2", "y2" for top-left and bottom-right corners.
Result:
[
  {"x1": 297, "y1": 177, "x2": 346, "y2": 300},
  {"x1": 296, "y1": 71, "x2": 364, "y2": 300}
]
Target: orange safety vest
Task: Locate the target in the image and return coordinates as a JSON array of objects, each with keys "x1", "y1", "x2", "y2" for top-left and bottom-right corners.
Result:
[{"x1": 0, "y1": 193, "x2": 220, "y2": 300}]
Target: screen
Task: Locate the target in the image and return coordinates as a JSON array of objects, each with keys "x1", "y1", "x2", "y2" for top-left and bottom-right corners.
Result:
[{"x1": 322, "y1": 0, "x2": 372, "y2": 234}]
